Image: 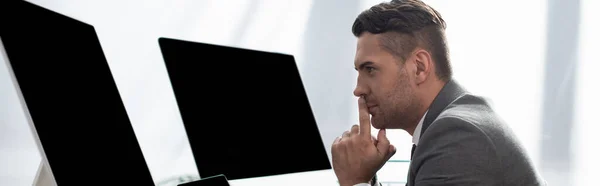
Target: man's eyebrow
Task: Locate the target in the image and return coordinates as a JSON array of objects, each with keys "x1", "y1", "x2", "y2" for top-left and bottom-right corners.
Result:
[{"x1": 355, "y1": 61, "x2": 374, "y2": 71}]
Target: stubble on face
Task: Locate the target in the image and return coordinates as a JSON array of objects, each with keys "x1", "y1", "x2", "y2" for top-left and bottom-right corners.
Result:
[{"x1": 371, "y1": 67, "x2": 422, "y2": 130}]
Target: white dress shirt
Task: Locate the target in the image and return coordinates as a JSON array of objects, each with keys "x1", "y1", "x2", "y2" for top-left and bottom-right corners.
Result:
[
  {"x1": 353, "y1": 111, "x2": 428, "y2": 186},
  {"x1": 412, "y1": 110, "x2": 427, "y2": 146}
]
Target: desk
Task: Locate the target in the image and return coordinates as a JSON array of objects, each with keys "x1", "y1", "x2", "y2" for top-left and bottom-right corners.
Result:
[
  {"x1": 157, "y1": 160, "x2": 411, "y2": 186},
  {"x1": 33, "y1": 160, "x2": 410, "y2": 186}
]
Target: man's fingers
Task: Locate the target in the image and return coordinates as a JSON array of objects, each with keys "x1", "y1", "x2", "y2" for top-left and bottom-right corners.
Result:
[
  {"x1": 331, "y1": 137, "x2": 340, "y2": 154},
  {"x1": 350, "y1": 124, "x2": 359, "y2": 134},
  {"x1": 333, "y1": 136, "x2": 341, "y2": 144},
  {"x1": 386, "y1": 144, "x2": 397, "y2": 160},
  {"x1": 331, "y1": 136, "x2": 344, "y2": 155},
  {"x1": 371, "y1": 135, "x2": 378, "y2": 145},
  {"x1": 342, "y1": 131, "x2": 351, "y2": 138},
  {"x1": 358, "y1": 96, "x2": 371, "y2": 137},
  {"x1": 376, "y1": 129, "x2": 393, "y2": 157}
]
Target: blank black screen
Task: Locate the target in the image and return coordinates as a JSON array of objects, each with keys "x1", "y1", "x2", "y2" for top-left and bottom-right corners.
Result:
[
  {"x1": 158, "y1": 37, "x2": 331, "y2": 180},
  {"x1": 0, "y1": 1, "x2": 154, "y2": 185}
]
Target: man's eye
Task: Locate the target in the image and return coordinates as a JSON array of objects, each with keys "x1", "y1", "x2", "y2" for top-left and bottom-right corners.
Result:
[{"x1": 366, "y1": 67, "x2": 375, "y2": 73}]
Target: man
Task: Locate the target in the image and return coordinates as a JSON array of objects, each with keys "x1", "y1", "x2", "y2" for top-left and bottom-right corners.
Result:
[{"x1": 330, "y1": 0, "x2": 545, "y2": 185}]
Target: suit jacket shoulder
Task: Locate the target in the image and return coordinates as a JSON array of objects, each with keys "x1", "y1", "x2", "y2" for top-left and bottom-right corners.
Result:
[
  {"x1": 407, "y1": 80, "x2": 545, "y2": 186},
  {"x1": 411, "y1": 95, "x2": 503, "y2": 185}
]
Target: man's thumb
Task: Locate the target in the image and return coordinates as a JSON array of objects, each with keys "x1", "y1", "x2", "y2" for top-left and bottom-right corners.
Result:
[{"x1": 376, "y1": 129, "x2": 396, "y2": 159}]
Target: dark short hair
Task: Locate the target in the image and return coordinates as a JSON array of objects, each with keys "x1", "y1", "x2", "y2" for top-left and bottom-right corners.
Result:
[{"x1": 352, "y1": 0, "x2": 451, "y2": 81}]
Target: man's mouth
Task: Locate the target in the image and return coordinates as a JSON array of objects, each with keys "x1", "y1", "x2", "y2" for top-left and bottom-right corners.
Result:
[{"x1": 367, "y1": 104, "x2": 377, "y2": 115}]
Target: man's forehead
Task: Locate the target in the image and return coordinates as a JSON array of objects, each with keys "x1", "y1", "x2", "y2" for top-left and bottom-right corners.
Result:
[{"x1": 355, "y1": 33, "x2": 382, "y2": 65}]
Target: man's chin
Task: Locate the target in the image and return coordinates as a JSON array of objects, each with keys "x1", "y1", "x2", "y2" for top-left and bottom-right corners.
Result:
[{"x1": 371, "y1": 120, "x2": 385, "y2": 129}]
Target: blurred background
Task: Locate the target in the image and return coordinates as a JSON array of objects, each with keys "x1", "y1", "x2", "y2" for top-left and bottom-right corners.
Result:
[{"x1": 1, "y1": 0, "x2": 598, "y2": 185}]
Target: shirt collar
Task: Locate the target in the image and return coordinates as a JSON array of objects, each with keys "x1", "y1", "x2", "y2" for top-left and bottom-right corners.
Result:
[{"x1": 412, "y1": 110, "x2": 428, "y2": 146}]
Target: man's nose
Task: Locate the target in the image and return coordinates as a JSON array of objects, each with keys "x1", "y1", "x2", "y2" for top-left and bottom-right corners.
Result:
[{"x1": 353, "y1": 84, "x2": 366, "y2": 97}]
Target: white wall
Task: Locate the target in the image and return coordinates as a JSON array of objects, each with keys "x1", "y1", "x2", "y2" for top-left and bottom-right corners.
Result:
[
  {"x1": 2, "y1": 0, "x2": 599, "y2": 185},
  {"x1": 573, "y1": 0, "x2": 600, "y2": 185}
]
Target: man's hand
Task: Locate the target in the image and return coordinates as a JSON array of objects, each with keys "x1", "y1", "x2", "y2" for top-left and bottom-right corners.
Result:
[{"x1": 331, "y1": 97, "x2": 396, "y2": 186}]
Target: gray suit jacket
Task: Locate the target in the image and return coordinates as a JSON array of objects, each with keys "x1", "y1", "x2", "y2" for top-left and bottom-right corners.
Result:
[{"x1": 405, "y1": 79, "x2": 545, "y2": 186}]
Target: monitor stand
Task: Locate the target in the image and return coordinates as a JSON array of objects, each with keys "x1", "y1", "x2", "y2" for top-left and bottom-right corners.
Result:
[{"x1": 33, "y1": 160, "x2": 55, "y2": 186}]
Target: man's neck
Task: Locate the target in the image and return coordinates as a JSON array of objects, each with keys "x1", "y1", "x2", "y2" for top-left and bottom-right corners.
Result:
[{"x1": 407, "y1": 79, "x2": 446, "y2": 136}]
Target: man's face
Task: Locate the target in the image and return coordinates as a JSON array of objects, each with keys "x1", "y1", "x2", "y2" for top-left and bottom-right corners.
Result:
[{"x1": 353, "y1": 33, "x2": 421, "y2": 129}]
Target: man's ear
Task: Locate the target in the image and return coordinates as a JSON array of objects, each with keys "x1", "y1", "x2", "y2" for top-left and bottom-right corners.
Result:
[{"x1": 413, "y1": 49, "x2": 433, "y2": 85}]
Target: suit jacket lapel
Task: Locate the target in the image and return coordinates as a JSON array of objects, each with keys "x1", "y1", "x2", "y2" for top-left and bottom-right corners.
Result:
[{"x1": 420, "y1": 79, "x2": 467, "y2": 137}]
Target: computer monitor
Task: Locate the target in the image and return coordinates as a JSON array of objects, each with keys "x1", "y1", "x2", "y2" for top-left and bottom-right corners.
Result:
[
  {"x1": 157, "y1": 37, "x2": 331, "y2": 180},
  {"x1": 0, "y1": 1, "x2": 155, "y2": 185}
]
